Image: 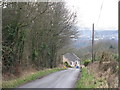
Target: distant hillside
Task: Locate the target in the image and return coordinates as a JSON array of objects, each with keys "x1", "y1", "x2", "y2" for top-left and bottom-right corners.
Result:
[{"x1": 70, "y1": 30, "x2": 118, "y2": 48}]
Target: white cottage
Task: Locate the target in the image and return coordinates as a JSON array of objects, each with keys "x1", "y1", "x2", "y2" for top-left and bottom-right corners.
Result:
[{"x1": 63, "y1": 53, "x2": 80, "y2": 67}]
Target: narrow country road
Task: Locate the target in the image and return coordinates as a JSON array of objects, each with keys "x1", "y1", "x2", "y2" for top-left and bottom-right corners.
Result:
[{"x1": 19, "y1": 68, "x2": 80, "y2": 88}]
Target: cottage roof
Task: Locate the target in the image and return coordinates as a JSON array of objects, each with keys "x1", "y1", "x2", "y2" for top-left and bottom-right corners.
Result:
[{"x1": 63, "y1": 53, "x2": 80, "y2": 62}]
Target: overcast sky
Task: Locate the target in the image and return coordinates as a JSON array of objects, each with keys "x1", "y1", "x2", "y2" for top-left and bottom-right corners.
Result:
[{"x1": 65, "y1": 0, "x2": 118, "y2": 30}]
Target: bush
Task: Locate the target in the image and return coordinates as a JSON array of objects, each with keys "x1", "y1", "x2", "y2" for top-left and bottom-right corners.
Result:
[
  {"x1": 64, "y1": 62, "x2": 72, "y2": 68},
  {"x1": 112, "y1": 54, "x2": 118, "y2": 61},
  {"x1": 84, "y1": 60, "x2": 91, "y2": 66}
]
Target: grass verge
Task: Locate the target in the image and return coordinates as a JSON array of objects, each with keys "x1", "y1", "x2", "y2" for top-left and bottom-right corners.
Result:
[
  {"x1": 76, "y1": 67, "x2": 95, "y2": 88},
  {"x1": 2, "y1": 68, "x2": 65, "y2": 88},
  {"x1": 76, "y1": 67, "x2": 109, "y2": 88}
]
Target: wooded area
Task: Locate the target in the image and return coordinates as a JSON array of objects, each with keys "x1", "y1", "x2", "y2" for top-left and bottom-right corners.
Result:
[{"x1": 2, "y1": 2, "x2": 77, "y2": 77}]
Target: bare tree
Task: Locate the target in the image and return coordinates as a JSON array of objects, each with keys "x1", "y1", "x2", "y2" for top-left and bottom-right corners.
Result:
[{"x1": 2, "y1": 2, "x2": 77, "y2": 76}]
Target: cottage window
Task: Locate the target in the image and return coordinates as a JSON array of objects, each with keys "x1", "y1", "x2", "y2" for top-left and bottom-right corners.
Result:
[{"x1": 76, "y1": 61, "x2": 77, "y2": 64}]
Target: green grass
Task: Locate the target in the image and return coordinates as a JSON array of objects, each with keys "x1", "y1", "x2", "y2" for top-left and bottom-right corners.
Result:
[
  {"x1": 76, "y1": 67, "x2": 108, "y2": 88},
  {"x1": 76, "y1": 67, "x2": 95, "y2": 88},
  {"x1": 2, "y1": 68, "x2": 65, "y2": 88}
]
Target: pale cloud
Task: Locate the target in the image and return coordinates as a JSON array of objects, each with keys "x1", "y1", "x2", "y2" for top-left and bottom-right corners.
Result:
[{"x1": 65, "y1": 0, "x2": 118, "y2": 30}]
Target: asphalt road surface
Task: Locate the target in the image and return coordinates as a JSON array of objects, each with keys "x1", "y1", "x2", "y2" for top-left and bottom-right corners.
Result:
[{"x1": 19, "y1": 68, "x2": 80, "y2": 88}]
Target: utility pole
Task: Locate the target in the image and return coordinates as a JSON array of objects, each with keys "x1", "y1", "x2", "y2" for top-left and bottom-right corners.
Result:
[
  {"x1": 92, "y1": 23, "x2": 94, "y2": 63},
  {"x1": 118, "y1": 0, "x2": 120, "y2": 87}
]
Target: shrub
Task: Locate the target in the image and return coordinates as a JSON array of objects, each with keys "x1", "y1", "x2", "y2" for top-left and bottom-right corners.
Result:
[
  {"x1": 64, "y1": 62, "x2": 72, "y2": 68},
  {"x1": 84, "y1": 59, "x2": 91, "y2": 66},
  {"x1": 112, "y1": 54, "x2": 118, "y2": 61}
]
